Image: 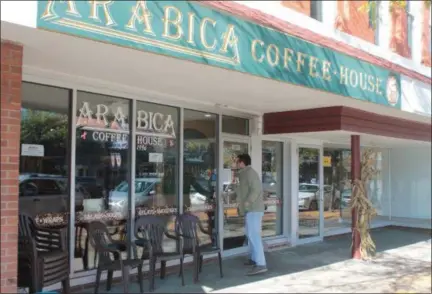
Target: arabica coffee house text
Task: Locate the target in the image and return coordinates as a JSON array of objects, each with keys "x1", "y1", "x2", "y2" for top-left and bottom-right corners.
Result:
[{"x1": 77, "y1": 101, "x2": 176, "y2": 147}]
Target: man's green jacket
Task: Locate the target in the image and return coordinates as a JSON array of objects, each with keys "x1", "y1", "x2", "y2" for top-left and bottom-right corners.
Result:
[{"x1": 235, "y1": 166, "x2": 264, "y2": 216}]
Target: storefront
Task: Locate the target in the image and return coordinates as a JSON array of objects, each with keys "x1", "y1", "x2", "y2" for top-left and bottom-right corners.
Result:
[
  {"x1": 16, "y1": 81, "x2": 286, "y2": 276},
  {"x1": 1, "y1": 1, "x2": 430, "y2": 292}
]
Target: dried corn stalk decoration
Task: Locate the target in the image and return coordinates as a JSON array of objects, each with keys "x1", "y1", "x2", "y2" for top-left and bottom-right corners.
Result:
[{"x1": 350, "y1": 148, "x2": 380, "y2": 259}]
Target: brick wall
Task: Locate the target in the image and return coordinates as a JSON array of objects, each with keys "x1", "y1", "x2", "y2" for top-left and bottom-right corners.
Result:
[
  {"x1": 421, "y1": 3, "x2": 431, "y2": 67},
  {"x1": 335, "y1": 0, "x2": 375, "y2": 43},
  {"x1": 281, "y1": 1, "x2": 311, "y2": 15},
  {"x1": 0, "y1": 40, "x2": 23, "y2": 294}
]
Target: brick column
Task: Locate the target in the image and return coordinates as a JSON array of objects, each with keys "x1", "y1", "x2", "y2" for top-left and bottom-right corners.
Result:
[{"x1": 0, "y1": 40, "x2": 23, "y2": 293}]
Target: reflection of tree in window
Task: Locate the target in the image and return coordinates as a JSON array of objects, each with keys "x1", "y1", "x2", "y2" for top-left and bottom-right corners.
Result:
[{"x1": 20, "y1": 109, "x2": 68, "y2": 175}]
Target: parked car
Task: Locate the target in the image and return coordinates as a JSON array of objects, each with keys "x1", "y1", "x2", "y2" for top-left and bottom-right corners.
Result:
[
  {"x1": 222, "y1": 178, "x2": 279, "y2": 213},
  {"x1": 75, "y1": 176, "x2": 105, "y2": 199},
  {"x1": 189, "y1": 186, "x2": 207, "y2": 206},
  {"x1": 108, "y1": 178, "x2": 159, "y2": 214},
  {"x1": 298, "y1": 183, "x2": 338, "y2": 211},
  {"x1": 262, "y1": 173, "x2": 277, "y2": 196},
  {"x1": 108, "y1": 178, "x2": 208, "y2": 215},
  {"x1": 19, "y1": 174, "x2": 89, "y2": 217},
  {"x1": 341, "y1": 189, "x2": 352, "y2": 208}
]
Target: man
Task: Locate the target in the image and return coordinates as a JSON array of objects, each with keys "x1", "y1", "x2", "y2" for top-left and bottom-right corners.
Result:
[{"x1": 235, "y1": 153, "x2": 267, "y2": 275}]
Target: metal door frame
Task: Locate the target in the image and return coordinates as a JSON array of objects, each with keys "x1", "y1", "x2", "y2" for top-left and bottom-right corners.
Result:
[{"x1": 218, "y1": 133, "x2": 251, "y2": 255}]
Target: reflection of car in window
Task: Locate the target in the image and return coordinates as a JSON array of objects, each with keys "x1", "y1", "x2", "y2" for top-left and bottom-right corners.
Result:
[
  {"x1": 222, "y1": 182, "x2": 237, "y2": 204},
  {"x1": 262, "y1": 174, "x2": 277, "y2": 197},
  {"x1": 298, "y1": 183, "x2": 338, "y2": 211},
  {"x1": 19, "y1": 174, "x2": 89, "y2": 217},
  {"x1": 108, "y1": 178, "x2": 158, "y2": 213},
  {"x1": 76, "y1": 176, "x2": 104, "y2": 199},
  {"x1": 341, "y1": 189, "x2": 351, "y2": 207},
  {"x1": 108, "y1": 178, "x2": 208, "y2": 214}
]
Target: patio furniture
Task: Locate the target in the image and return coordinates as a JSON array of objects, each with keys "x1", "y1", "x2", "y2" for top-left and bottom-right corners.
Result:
[
  {"x1": 176, "y1": 213, "x2": 223, "y2": 283},
  {"x1": 134, "y1": 215, "x2": 185, "y2": 292},
  {"x1": 75, "y1": 199, "x2": 128, "y2": 271},
  {"x1": 88, "y1": 221, "x2": 144, "y2": 294},
  {"x1": 18, "y1": 213, "x2": 70, "y2": 294}
]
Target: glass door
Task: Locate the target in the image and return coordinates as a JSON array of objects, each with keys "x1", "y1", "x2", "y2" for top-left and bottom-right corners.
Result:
[
  {"x1": 297, "y1": 147, "x2": 323, "y2": 240},
  {"x1": 221, "y1": 139, "x2": 249, "y2": 250}
]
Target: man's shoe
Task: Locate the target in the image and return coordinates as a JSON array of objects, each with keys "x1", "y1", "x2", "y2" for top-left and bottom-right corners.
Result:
[
  {"x1": 244, "y1": 259, "x2": 256, "y2": 266},
  {"x1": 246, "y1": 265, "x2": 268, "y2": 276}
]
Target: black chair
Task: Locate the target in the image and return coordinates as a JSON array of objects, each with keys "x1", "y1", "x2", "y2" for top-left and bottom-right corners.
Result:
[
  {"x1": 134, "y1": 215, "x2": 185, "y2": 292},
  {"x1": 88, "y1": 221, "x2": 144, "y2": 294},
  {"x1": 176, "y1": 213, "x2": 223, "y2": 283},
  {"x1": 92, "y1": 220, "x2": 128, "y2": 269},
  {"x1": 18, "y1": 213, "x2": 70, "y2": 294}
]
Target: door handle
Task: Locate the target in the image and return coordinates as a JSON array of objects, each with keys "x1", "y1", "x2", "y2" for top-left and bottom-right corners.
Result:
[{"x1": 33, "y1": 198, "x2": 40, "y2": 202}]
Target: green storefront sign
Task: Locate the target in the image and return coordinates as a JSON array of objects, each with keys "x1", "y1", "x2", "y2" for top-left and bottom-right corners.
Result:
[{"x1": 37, "y1": 1, "x2": 401, "y2": 109}]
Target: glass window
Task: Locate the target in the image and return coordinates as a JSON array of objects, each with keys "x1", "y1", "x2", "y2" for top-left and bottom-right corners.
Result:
[
  {"x1": 298, "y1": 147, "x2": 321, "y2": 239},
  {"x1": 183, "y1": 110, "x2": 217, "y2": 246},
  {"x1": 135, "y1": 101, "x2": 179, "y2": 253},
  {"x1": 406, "y1": 1, "x2": 414, "y2": 53},
  {"x1": 366, "y1": 150, "x2": 384, "y2": 216},
  {"x1": 262, "y1": 141, "x2": 283, "y2": 237},
  {"x1": 29, "y1": 179, "x2": 63, "y2": 195},
  {"x1": 323, "y1": 148, "x2": 352, "y2": 234},
  {"x1": 369, "y1": 0, "x2": 381, "y2": 45},
  {"x1": 74, "y1": 91, "x2": 131, "y2": 273},
  {"x1": 19, "y1": 82, "x2": 71, "y2": 221},
  {"x1": 311, "y1": 0, "x2": 323, "y2": 22},
  {"x1": 429, "y1": 23, "x2": 431, "y2": 53},
  {"x1": 222, "y1": 115, "x2": 249, "y2": 135}
]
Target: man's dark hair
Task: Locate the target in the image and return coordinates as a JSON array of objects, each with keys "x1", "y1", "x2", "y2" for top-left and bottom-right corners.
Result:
[{"x1": 237, "y1": 153, "x2": 251, "y2": 166}]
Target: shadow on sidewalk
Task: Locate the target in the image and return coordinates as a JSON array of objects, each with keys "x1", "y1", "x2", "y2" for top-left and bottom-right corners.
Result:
[{"x1": 78, "y1": 226, "x2": 431, "y2": 293}]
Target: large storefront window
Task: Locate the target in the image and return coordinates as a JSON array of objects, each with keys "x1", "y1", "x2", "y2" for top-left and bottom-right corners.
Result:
[
  {"x1": 323, "y1": 148, "x2": 352, "y2": 232},
  {"x1": 366, "y1": 149, "x2": 386, "y2": 223},
  {"x1": 183, "y1": 110, "x2": 217, "y2": 246},
  {"x1": 298, "y1": 147, "x2": 321, "y2": 239},
  {"x1": 18, "y1": 83, "x2": 72, "y2": 290},
  {"x1": 19, "y1": 82, "x2": 71, "y2": 220},
  {"x1": 262, "y1": 141, "x2": 283, "y2": 237},
  {"x1": 19, "y1": 83, "x2": 289, "y2": 282},
  {"x1": 74, "y1": 91, "x2": 131, "y2": 272},
  {"x1": 135, "y1": 101, "x2": 179, "y2": 253}
]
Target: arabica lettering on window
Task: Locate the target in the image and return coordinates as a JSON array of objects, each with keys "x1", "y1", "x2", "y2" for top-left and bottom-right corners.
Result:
[
  {"x1": 136, "y1": 110, "x2": 176, "y2": 138},
  {"x1": 77, "y1": 101, "x2": 128, "y2": 129},
  {"x1": 76, "y1": 101, "x2": 176, "y2": 137}
]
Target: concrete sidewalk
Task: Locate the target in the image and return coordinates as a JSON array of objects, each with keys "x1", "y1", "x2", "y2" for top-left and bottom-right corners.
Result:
[{"x1": 82, "y1": 227, "x2": 432, "y2": 293}]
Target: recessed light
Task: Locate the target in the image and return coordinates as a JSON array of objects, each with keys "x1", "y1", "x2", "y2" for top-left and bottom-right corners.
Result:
[{"x1": 204, "y1": 114, "x2": 212, "y2": 117}]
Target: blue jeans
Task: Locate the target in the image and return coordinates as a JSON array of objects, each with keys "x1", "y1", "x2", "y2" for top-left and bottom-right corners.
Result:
[{"x1": 245, "y1": 211, "x2": 266, "y2": 267}]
